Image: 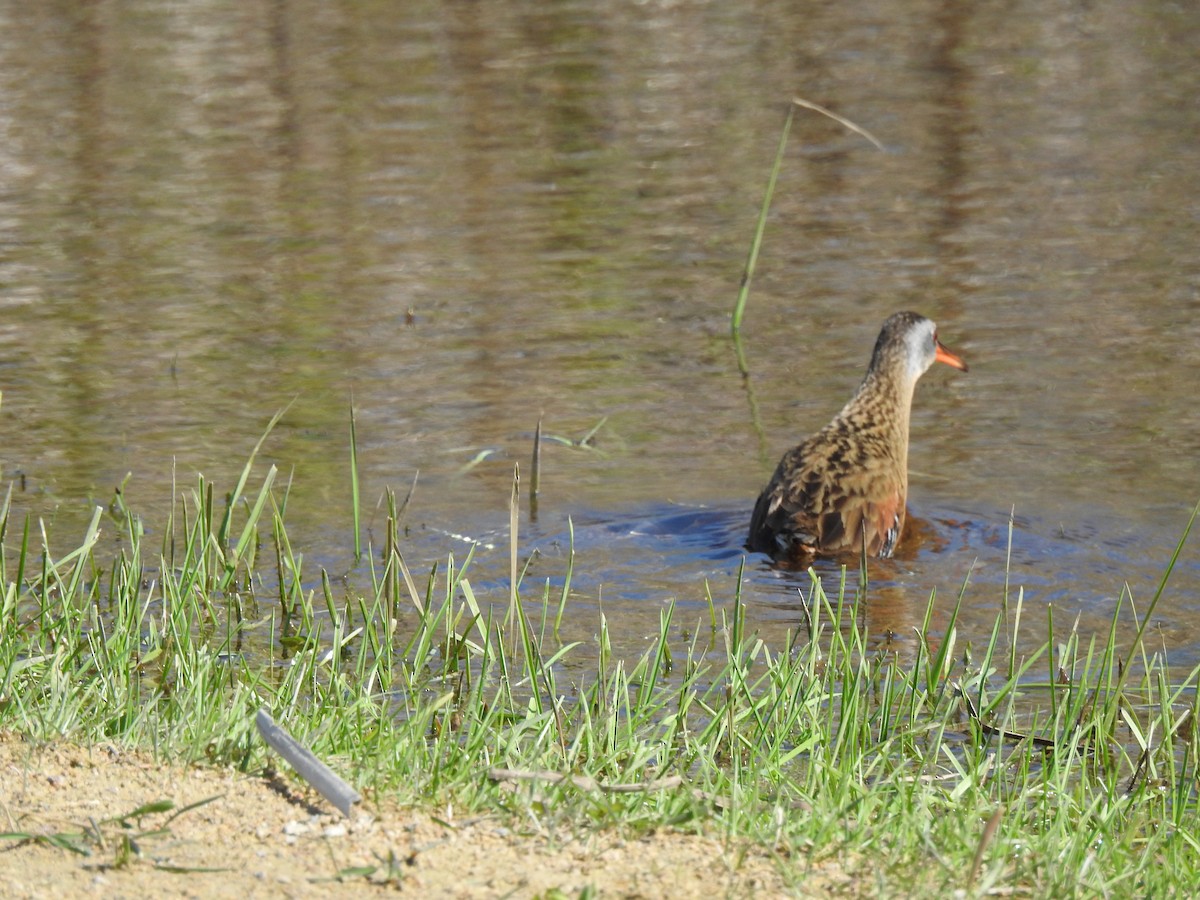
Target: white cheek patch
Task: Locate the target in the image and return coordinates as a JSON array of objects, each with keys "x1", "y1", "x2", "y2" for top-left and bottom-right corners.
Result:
[{"x1": 904, "y1": 325, "x2": 936, "y2": 381}]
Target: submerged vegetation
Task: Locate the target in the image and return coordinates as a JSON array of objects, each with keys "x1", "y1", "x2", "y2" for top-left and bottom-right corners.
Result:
[{"x1": 1, "y1": 420, "x2": 1198, "y2": 897}]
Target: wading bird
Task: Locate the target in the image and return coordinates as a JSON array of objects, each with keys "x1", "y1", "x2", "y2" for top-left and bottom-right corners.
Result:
[{"x1": 747, "y1": 311, "x2": 967, "y2": 561}]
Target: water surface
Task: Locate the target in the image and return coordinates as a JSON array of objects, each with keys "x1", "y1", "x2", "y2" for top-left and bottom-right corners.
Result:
[{"x1": 1, "y1": 0, "x2": 1198, "y2": 671}]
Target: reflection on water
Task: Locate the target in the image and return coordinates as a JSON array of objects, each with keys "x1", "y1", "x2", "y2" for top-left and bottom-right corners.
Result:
[{"x1": 0, "y1": 1, "x2": 1199, "y2": 669}]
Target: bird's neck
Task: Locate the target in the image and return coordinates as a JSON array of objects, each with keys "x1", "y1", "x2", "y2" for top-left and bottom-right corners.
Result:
[{"x1": 837, "y1": 370, "x2": 916, "y2": 467}]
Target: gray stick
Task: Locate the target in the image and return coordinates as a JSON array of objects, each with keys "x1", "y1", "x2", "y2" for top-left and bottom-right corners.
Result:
[{"x1": 256, "y1": 709, "x2": 362, "y2": 818}]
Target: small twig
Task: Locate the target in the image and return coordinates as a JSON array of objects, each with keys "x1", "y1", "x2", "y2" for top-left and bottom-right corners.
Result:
[
  {"x1": 1124, "y1": 747, "x2": 1151, "y2": 796},
  {"x1": 789, "y1": 96, "x2": 885, "y2": 152},
  {"x1": 487, "y1": 768, "x2": 682, "y2": 794},
  {"x1": 256, "y1": 710, "x2": 362, "y2": 817},
  {"x1": 958, "y1": 687, "x2": 1058, "y2": 750}
]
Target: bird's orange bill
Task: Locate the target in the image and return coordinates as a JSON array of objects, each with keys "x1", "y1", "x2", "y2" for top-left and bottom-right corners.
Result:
[{"x1": 935, "y1": 340, "x2": 968, "y2": 372}]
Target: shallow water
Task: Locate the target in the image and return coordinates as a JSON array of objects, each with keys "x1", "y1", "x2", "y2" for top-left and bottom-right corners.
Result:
[{"x1": 1, "y1": 0, "x2": 1198, "y2": 672}]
